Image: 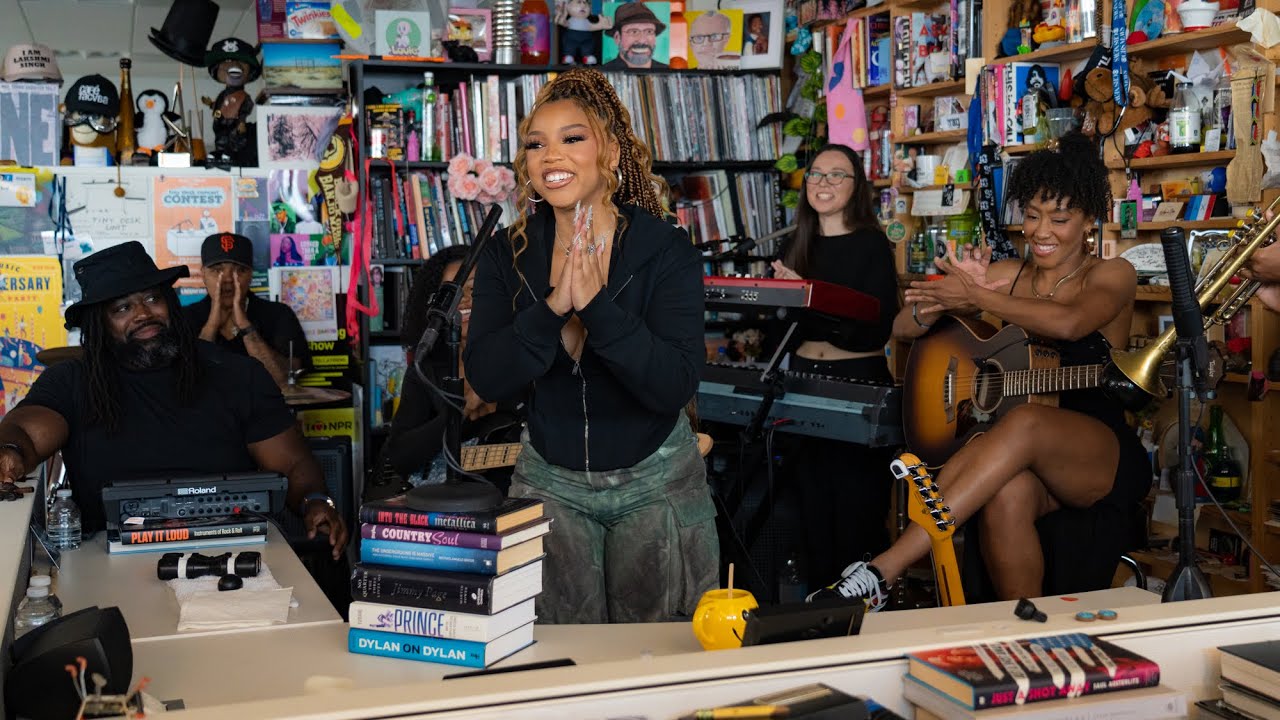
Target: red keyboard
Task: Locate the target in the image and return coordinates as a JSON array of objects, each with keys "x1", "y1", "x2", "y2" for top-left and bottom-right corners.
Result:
[{"x1": 703, "y1": 276, "x2": 879, "y2": 322}]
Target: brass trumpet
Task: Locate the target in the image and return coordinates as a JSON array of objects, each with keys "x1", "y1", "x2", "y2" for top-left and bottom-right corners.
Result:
[{"x1": 1106, "y1": 195, "x2": 1280, "y2": 406}]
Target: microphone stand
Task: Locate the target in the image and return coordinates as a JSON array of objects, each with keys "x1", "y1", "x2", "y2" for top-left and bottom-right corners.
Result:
[
  {"x1": 406, "y1": 205, "x2": 504, "y2": 513},
  {"x1": 1159, "y1": 226, "x2": 1213, "y2": 602}
]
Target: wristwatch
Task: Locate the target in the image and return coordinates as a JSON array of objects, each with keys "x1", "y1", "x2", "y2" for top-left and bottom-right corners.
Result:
[
  {"x1": 232, "y1": 324, "x2": 257, "y2": 340},
  {"x1": 301, "y1": 492, "x2": 336, "y2": 515}
]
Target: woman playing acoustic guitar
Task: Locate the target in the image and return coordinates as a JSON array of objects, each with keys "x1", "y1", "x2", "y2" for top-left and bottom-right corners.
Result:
[{"x1": 812, "y1": 132, "x2": 1151, "y2": 608}]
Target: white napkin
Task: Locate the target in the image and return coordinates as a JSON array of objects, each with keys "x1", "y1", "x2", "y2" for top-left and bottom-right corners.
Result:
[{"x1": 167, "y1": 560, "x2": 294, "y2": 632}]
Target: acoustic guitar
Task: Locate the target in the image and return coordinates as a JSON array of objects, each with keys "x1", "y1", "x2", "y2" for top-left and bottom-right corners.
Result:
[
  {"x1": 891, "y1": 452, "x2": 964, "y2": 607},
  {"x1": 901, "y1": 315, "x2": 1218, "y2": 468}
]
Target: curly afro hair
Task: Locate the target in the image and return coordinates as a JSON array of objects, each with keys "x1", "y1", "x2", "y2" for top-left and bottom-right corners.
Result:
[
  {"x1": 400, "y1": 245, "x2": 471, "y2": 349},
  {"x1": 1006, "y1": 131, "x2": 1110, "y2": 221}
]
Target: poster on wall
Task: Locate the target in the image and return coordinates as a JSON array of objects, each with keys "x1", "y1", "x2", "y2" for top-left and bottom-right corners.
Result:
[
  {"x1": 152, "y1": 175, "x2": 234, "y2": 288},
  {"x1": 64, "y1": 176, "x2": 154, "y2": 255},
  {"x1": 269, "y1": 265, "x2": 340, "y2": 341},
  {"x1": 0, "y1": 255, "x2": 64, "y2": 416},
  {"x1": 235, "y1": 176, "x2": 272, "y2": 291},
  {"x1": 0, "y1": 168, "x2": 54, "y2": 255},
  {"x1": 0, "y1": 82, "x2": 59, "y2": 167}
]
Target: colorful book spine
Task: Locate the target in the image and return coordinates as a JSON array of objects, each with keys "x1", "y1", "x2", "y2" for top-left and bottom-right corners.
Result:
[
  {"x1": 348, "y1": 599, "x2": 533, "y2": 642},
  {"x1": 117, "y1": 520, "x2": 268, "y2": 545},
  {"x1": 348, "y1": 628, "x2": 493, "y2": 668},
  {"x1": 359, "y1": 507, "x2": 496, "y2": 533},
  {"x1": 360, "y1": 538, "x2": 501, "y2": 573},
  {"x1": 361, "y1": 523, "x2": 507, "y2": 549}
]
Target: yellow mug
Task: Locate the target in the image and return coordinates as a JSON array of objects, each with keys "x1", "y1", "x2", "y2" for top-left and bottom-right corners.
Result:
[{"x1": 692, "y1": 588, "x2": 758, "y2": 651}]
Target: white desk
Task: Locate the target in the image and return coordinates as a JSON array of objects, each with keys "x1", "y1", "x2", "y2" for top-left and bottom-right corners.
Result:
[
  {"x1": 56, "y1": 527, "x2": 342, "y2": 640},
  {"x1": 0, "y1": 489, "x2": 35, "y2": 633}
]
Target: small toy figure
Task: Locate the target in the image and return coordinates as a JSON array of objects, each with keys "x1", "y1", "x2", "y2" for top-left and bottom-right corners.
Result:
[
  {"x1": 62, "y1": 74, "x2": 120, "y2": 167},
  {"x1": 135, "y1": 89, "x2": 170, "y2": 152},
  {"x1": 556, "y1": 0, "x2": 611, "y2": 65},
  {"x1": 201, "y1": 37, "x2": 261, "y2": 167}
]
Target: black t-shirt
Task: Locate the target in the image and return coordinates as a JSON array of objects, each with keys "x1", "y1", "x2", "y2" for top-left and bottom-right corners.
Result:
[
  {"x1": 791, "y1": 229, "x2": 901, "y2": 353},
  {"x1": 16, "y1": 343, "x2": 296, "y2": 533},
  {"x1": 182, "y1": 295, "x2": 311, "y2": 363}
]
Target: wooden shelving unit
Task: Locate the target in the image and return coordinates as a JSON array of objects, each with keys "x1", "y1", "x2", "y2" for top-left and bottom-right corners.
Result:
[
  {"x1": 1101, "y1": 219, "x2": 1243, "y2": 232},
  {"x1": 895, "y1": 78, "x2": 965, "y2": 98},
  {"x1": 864, "y1": 82, "x2": 892, "y2": 98},
  {"x1": 1003, "y1": 143, "x2": 1043, "y2": 155},
  {"x1": 898, "y1": 129, "x2": 966, "y2": 145},
  {"x1": 989, "y1": 39, "x2": 1096, "y2": 66},
  {"x1": 896, "y1": 181, "x2": 974, "y2": 193},
  {"x1": 1127, "y1": 21, "x2": 1249, "y2": 57},
  {"x1": 1107, "y1": 150, "x2": 1237, "y2": 171}
]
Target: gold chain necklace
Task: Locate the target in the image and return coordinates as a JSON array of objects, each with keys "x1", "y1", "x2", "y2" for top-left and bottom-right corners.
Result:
[{"x1": 1031, "y1": 256, "x2": 1089, "y2": 299}]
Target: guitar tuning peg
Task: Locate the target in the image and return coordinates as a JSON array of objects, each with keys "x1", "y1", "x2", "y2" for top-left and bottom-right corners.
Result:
[{"x1": 941, "y1": 505, "x2": 952, "y2": 514}]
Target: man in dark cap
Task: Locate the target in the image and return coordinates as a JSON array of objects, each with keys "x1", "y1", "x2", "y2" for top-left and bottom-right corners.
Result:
[
  {"x1": 0, "y1": 241, "x2": 347, "y2": 559},
  {"x1": 602, "y1": 3, "x2": 668, "y2": 69},
  {"x1": 183, "y1": 232, "x2": 309, "y2": 389}
]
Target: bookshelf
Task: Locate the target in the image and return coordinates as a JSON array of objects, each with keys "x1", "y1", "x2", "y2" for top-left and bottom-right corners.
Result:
[{"x1": 347, "y1": 59, "x2": 787, "y2": 479}]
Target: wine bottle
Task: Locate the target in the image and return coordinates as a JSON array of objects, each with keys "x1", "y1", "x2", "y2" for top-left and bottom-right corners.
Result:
[
  {"x1": 117, "y1": 58, "x2": 137, "y2": 164},
  {"x1": 1205, "y1": 405, "x2": 1242, "y2": 503}
]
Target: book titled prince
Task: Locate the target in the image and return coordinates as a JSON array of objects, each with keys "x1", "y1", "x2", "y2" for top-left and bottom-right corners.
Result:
[{"x1": 908, "y1": 633, "x2": 1160, "y2": 710}]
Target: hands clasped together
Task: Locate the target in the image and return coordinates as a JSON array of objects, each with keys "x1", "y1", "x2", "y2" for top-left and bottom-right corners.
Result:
[
  {"x1": 547, "y1": 203, "x2": 610, "y2": 316},
  {"x1": 904, "y1": 243, "x2": 1010, "y2": 315}
]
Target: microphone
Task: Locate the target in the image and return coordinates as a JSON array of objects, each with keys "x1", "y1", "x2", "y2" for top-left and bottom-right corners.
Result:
[
  {"x1": 415, "y1": 205, "x2": 503, "y2": 360},
  {"x1": 705, "y1": 225, "x2": 797, "y2": 262},
  {"x1": 1159, "y1": 226, "x2": 1212, "y2": 393},
  {"x1": 710, "y1": 238, "x2": 756, "y2": 262}
]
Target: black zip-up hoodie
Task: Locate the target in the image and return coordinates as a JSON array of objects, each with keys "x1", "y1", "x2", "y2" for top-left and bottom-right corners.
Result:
[{"x1": 464, "y1": 203, "x2": 704, "y2": 472}]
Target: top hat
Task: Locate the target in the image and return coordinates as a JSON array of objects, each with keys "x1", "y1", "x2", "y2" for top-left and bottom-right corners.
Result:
[
  {"x1": 612, "y1": 3, "x2": 667, "y2": 35},
  {"x1": 64, "y1": 241, "x2": 189, "y2": 329},
  {"x1": 150, "y1": 0, "x2": 222, "y2": 67}
]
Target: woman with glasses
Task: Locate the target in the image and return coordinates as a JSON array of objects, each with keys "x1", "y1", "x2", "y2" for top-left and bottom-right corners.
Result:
[{"x1": 770, "y1": 143, "x2": 900, "y2": 593}]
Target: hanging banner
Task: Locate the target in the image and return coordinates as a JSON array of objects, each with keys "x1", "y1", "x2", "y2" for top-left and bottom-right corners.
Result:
[{"x1": 0, "y1": 255, "x2": 64, "y2": 416}]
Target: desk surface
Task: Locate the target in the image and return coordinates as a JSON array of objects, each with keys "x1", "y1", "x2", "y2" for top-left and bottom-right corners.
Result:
[
  {"x1": 57, "y1": 526, "x2": 341, "y2": 641},
  {"x1": 0, "y1": 488, "x2": 35, "y2": 631}
]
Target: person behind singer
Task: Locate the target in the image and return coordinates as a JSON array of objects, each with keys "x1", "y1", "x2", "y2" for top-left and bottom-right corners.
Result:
[
  {"x1": 769, "y1": 144, "x2": 901, "y2": 592},
  {"x1": 811, "y1": 132, "x2": 1149, "y2": 609},
  {"x1": 464, "y1": 67, "x2": 718, "y2": 624},
  {"x1": 374, "y1": 246, "x2": 523, "y2": 497}
]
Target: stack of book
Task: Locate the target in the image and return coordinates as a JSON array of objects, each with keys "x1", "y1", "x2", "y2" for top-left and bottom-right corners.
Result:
[
  {"x1": 106, "y1": 514, "x2": 270, "y2": 554},
  {"x1": 904, "y1": 632, "x2": 1186, "y2": 719},
  {"x1": 347, "y1": 494, "x2": 549, "y2": 669},
  {"x1": 1199, "y1": 640, "x2": 1280, "y2": 719}
]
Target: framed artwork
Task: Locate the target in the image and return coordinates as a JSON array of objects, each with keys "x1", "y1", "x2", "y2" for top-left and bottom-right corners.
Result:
[
  {"x1": 374, "y1": 9, "x2": 432, "y2": 57},
  {"x1": 691, "y1": 0, "x2": 783, "y2": 69},
  {"x1": 256, "y1": 105, "x2": 344, "y2": 169},
  {"x1": 602, "y1": 2, "x2": 671, "y2": 69},
  {"x1": 448, "y1": 8, "x2": 492, "y2": 61},
  {"x1": 685, "y1": 9, "x2": 743, "y2": 69}
]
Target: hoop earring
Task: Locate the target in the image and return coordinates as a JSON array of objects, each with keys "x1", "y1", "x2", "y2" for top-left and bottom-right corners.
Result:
[
  {"x1": 525, "y1": 180, "x2": 543, "y2": 204},
  {"x1": 615, "y1": 167, "x2": 621, "y2": 185},
  {"x1": 1085, "y1": 231, "x2": 1098, "y2": 254}
]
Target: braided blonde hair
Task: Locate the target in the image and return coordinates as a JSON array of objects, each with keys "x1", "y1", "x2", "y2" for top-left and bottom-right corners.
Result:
[{"x1": 509, "y1": 67, "x2": 670, "y2": 272}]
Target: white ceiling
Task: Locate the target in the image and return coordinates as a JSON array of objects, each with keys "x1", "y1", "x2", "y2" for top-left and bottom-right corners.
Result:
[{"x1": 0, "y1": 0, "x2": 259, "y2": 85}]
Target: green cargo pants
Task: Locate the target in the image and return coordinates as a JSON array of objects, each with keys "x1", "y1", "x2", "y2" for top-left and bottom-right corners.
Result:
[{"x1": 508, "y1": 420, "x2": 720, "y2": 624}]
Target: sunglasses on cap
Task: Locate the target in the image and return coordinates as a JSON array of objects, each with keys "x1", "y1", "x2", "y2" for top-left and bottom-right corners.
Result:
[{"x1": 63, "y1": 112, "x2": 119, "y2": 133}]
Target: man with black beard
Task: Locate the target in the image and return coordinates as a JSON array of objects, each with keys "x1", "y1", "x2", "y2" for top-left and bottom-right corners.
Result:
[
  {"x1": 0, "y1": 242, "x2": 348, "y2": 558},
  {"x1": 602, "y1": 3, "x2": 668, "y2": 69}
]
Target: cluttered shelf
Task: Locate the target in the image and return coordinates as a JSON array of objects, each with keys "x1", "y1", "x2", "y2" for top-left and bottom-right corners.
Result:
[
  {"x1": 1127, "y1": 21, "x2": 1250, "y2": 58},
  {"x1": 1102, "y1": 219, "x2": 1241, "y2": 231},
  {"x1": 864, "y1": 82, "x2": 891, "y2": 98},
  {"x1": 898, "y1": 129, "x2": 966, "y2": 145},
  {"x1": 989, "y1": 39, "x2": 1096, "y2": 67},
  {"x1": 1106, "y1": 150, "x2": 1237, "y2": 171},
  {"x1": 897, "y1": 181, "x2": 973, "y2": 193},
  {"x1": 1003, "y1": 143, "x2": 1043, "y2": 155},
  {"x1": 895, "y1": 79, "x2": 965, "y2": 98}
]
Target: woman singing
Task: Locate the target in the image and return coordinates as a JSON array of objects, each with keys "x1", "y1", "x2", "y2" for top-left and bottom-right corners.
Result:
[
  {"x1": 770, "y1": 144, "x2": 901, "y2": 591},
  {"x1": 464, "y1": 68, "x2": 718, "y2": 624},
  {"x1": 813, "y1": 132, "x2": 1150, "y2": 609}
]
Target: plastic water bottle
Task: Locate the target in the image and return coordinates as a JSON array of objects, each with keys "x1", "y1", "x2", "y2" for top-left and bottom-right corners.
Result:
[
  {"x1": 47, "y1": 489, "x2": 81, "y2": 550},
  {"x1": 14, "y1": 586, "x2": 59, "y2": 638},
  {"x1": 27, "y1": 575, "x2": 61, "y2": 611}
]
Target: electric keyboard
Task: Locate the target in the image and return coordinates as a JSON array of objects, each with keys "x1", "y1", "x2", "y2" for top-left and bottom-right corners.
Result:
[
  {"x1": 697, "y1": 363, "x2": 903, "y2": 446},
  {"x1": 703, "y1": 276, "x2": 880, "y2": 322}
]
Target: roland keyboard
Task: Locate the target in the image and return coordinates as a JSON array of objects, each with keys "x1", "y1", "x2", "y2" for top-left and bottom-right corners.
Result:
[
  {"x1": 703, "y1": 276, "x2": 880, "y2": 322},
  {"x1": 698, "y1": 363, "x2": 903, "y2": 446}
]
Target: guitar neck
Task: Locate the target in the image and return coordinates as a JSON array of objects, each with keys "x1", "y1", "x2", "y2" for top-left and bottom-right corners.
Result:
[
  {"x1": 460, "y1": 443, "x2": 523, "y2": 472},
  {"x1": 929, "y1": 538, "x2": 966, "y2": 607},
  {"x1": 1001, "y1": 363, "x2": 1105, "y2": 396}
]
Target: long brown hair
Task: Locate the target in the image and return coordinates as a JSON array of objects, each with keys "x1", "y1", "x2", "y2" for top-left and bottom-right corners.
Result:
[
  {"x1": 509, "y1": 68, "x2": 670, "y2": 275},
  {"x1": 782, "y1": 144, "x2": 879, "y2": 277}
]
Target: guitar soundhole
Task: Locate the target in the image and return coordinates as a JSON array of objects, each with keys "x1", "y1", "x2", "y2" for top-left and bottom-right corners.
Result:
[{"x1": 972, "y1": 362, "x2": 1003, "y2": 413}]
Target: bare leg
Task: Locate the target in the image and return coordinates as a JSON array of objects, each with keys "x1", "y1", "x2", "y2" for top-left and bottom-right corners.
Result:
[
  {"x1": 979, "y1": 470, "x2": 1057, "y2": 599},
  {"x1": 870, "y1": 404, "x2": 1118, "y2": 584}
]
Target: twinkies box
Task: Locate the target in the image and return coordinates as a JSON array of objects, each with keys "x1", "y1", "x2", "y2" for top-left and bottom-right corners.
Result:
[{"x1": 258, "y1": 0, "x2": 340, "y2": 41}]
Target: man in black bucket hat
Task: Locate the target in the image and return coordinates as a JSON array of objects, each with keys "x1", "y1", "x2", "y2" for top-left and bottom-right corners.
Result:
[{"x1": 0, "y1": 241, "x2": 348, "y2": 558}]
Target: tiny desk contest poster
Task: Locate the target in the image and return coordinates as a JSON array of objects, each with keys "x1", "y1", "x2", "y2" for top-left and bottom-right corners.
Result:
[{"x1": 0, "y1": 255, "x2": 63, "y2": 416}]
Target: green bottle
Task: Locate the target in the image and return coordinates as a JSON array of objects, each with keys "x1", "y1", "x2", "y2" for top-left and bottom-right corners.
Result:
[{"x1": 1205, "y1": 405, "x2": 1243, "y2": 504}]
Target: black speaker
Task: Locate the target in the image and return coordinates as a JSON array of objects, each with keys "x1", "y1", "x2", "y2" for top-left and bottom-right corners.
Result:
[
  {"x1": 6, "y1": 606, "x2": 132, "y2": 720},
  {"x1": 280, "y1": 436, "x2": 353, "y2": 543}
]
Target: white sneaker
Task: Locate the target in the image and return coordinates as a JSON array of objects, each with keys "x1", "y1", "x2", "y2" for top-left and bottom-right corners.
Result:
[{"x1": 806, "y1": 560, "x2": 889, "y2": 612}]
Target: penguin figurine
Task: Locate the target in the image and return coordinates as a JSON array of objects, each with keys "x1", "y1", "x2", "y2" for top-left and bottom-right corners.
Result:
[{"x1": 136, "y1": 89, "x2": 169, "y2": 151}]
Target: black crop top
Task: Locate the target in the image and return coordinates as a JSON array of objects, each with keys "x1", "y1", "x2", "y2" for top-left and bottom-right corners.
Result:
[{"x1": 790, "y1": 228, "x2": 901, "y2": 353}]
